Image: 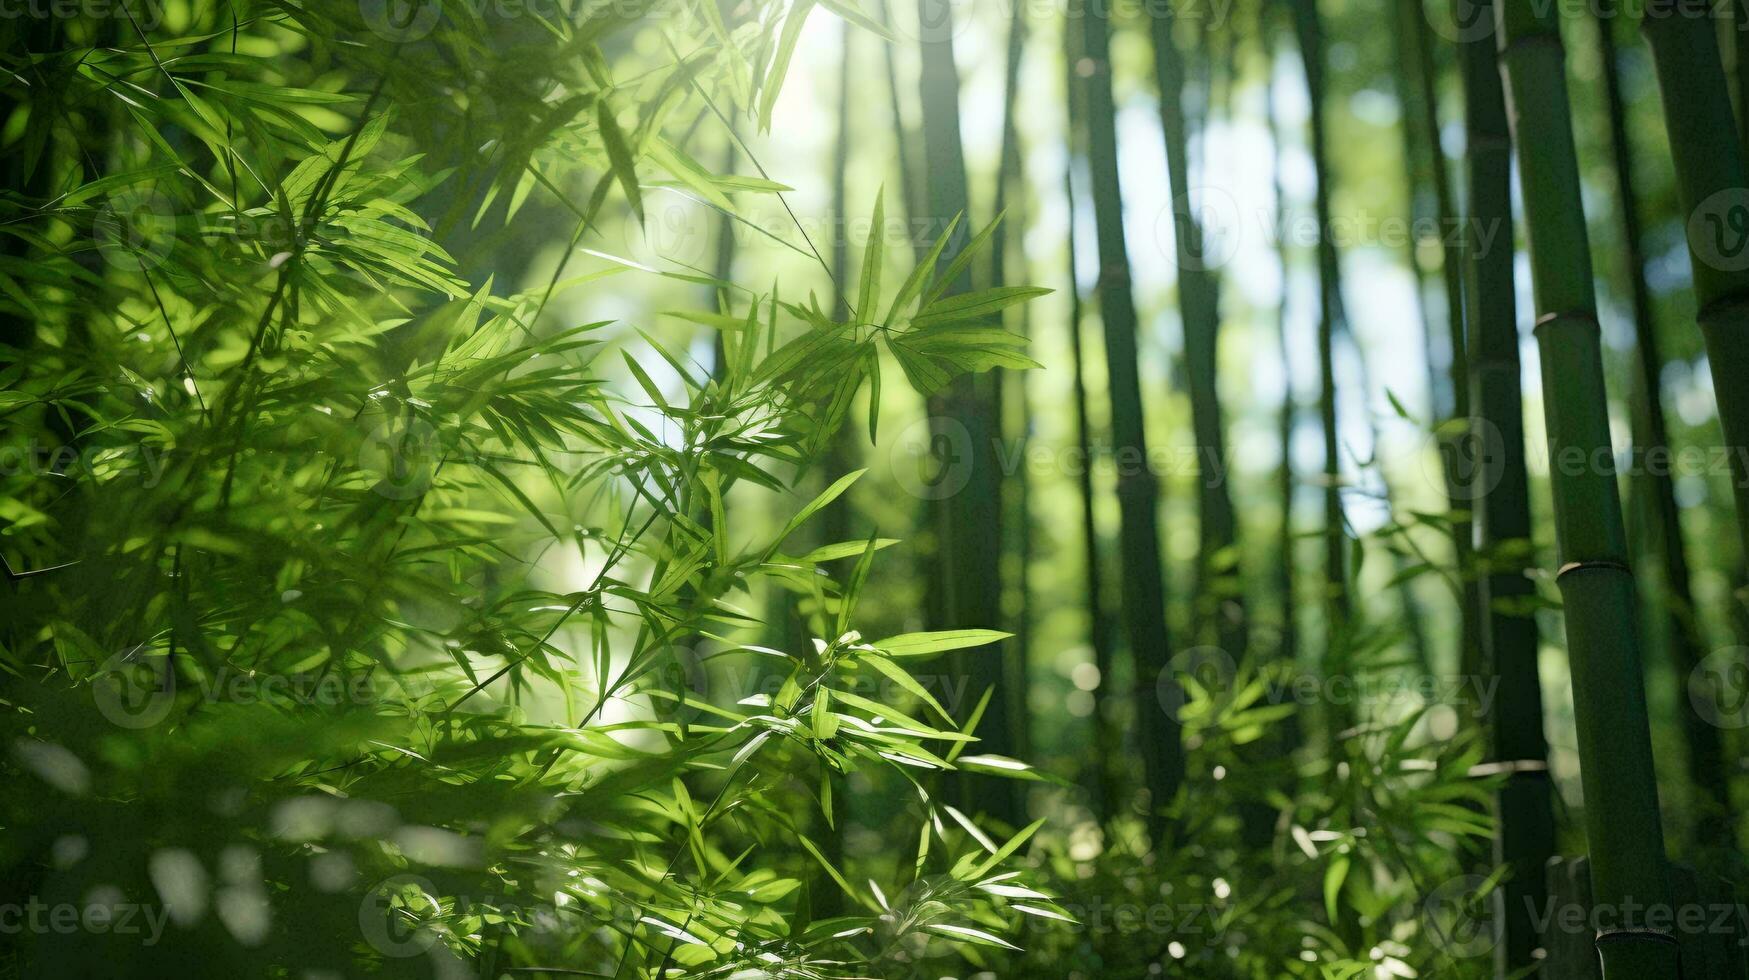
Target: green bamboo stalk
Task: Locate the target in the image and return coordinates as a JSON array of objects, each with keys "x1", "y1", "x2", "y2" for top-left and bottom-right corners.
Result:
[
  {"x1": 1396, "y1": 2, "x2": 1483, "y2": 690},
  {"x1": 1149, "y1": 0, "x2": 1246, "y2": 658},
  {"x1": 992, "y1": 0, "x2": 1033, "y2": 768},
  {"x1": 1595, "y1": 9, "x2": 1729, "y2": 855},
  {"x1": 814, "y1": 24, "x2": 854, "y2": 917},
  {"x1": 1495, "y1": 0, "x2": 1678, "y2": 974},
  {"x1": 1288, "y1": 0, "x2": 1351, "y2": 703},
  {"x1": 1075, "y1": 0, "x2": 1185, "y2": 831},
  {"x1": 709, "y1": 135, "x2": 736, "y2": 380},
  {"x1": 1640, "y1": 0, "x2": 1749, "y2": 601},
  {"x1": 915, "y1": 0, "x2": 1019, "y2": 826},
  {"x1": 1735, "y1": 0, "x2": 1749, "y2": 153},
  {"x1": 1261, "y1": 12, "x2": 1302, "y2": 746},
  {"x1": 1454, "y1": 0, "x2": 1555, "y2": 970},
  {"x1": 875, "y1": 0, "x2": 925, "y2": 262},
  {"x1": 1062, "y1": 15, "x2": 1121, "y2": 821}
]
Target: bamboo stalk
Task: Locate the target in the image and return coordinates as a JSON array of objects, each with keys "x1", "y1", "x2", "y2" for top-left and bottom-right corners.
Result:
[
  {"x1": 1149, "y1": 0, "x2": 1246, "y2": 658},
  {"x1": 1454, "y1": 0, "x2": 1556, "y2": 970},
  {"x1": 1595, "y1": 9, "x2": 1729, "y2": 855},
  {"x1": 1494, "y1": 0, "x2": 1678, "y2": 973},
  {"x1": 914, "y1": 0, "x2": 1018, "y2": 826},
  {"x1": 1288, "y1": 0, "x2": 1351, "y2": 712},
  {"x1": 1074, "y1": 0, "x2": 1185, "y2": 832},
  {"x1": 1062, "y1": 15, "x2": 1121, "y2": 822},
  {"x1": 1640, "y1": 0, "x2": 1749, "y2": 601},
  {"x1": 1395, "y1": 1, "x2": 1483, "y2": 691},
  {"x1": 991, "y1": 0, "x2": 1033, "y2": 769},
  {"x1": 1261, "y1": 8, "x2": 1302, "y2": 751}
]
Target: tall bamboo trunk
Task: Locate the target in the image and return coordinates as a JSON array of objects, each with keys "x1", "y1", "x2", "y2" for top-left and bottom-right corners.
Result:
[
  {"x1": 813, "y1": 21, "x2": 857, "y2": 917},
  {"x1": 876, "y1": 0, "x2": 924, "y2": 264},
  {"x1": 1395, "y1": 2, "x2": 1482, "y2": 690},
  {"x1": 1454, "y1": 0, "x2": 1555, "y2": 971},
  {"x1": 1596, "y1": 10, "x2": 1729, "y2": 856},
  {"x1": 1261, "y1": 12, "x2": 1302, "y2": 752},
  {"x1": 992, "y1": 0, "x2": 1033, "y2": 769},
  {"x1": 1640, "y1": 1, "x2": 1749, "y2": 606},
  {"x1": 1736, "y1": 0, "x2": 1749, "y2": 153},
  {"x1": 1289, "y1": 0, "x2": 1351, "y2": 719},
  {"x1": 1148, "y1": 0, "x2": 1246, "y2": 658},
  {"x1": 1495, "y1": 0, "x2": 1678, "y2": 974},
  {"x1": 1074, "y1": 1, "x2": 1184, "y2": 833},
  {"x1": 915, "y1": 0, "x2": 1018, "y2": 826},
  {"x1": 1062, "y1": 16, "x2": 1121, "y2": 822}
]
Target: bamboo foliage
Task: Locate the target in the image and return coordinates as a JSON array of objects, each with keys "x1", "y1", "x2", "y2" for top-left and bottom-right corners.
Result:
[{"x1": 1494, "y1": 0, "x2": 1679, "y2": 974}]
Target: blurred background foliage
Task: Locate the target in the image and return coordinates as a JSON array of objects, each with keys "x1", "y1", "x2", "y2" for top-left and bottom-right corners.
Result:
[{"x1": 1, "y1": 0, "x2": 1747, "y2": 976}]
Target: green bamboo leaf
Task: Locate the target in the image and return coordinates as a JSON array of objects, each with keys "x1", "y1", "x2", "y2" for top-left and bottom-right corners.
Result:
[
  {"x1": 597, "y1": 95, "x2": 644, "y2": 222},
  {"x1": 758, "y1": 0, "x2": 816, "y2": 132},
  {"x1": 856, "y1": 189, "x2": 884, "y2": 321},
  {"x1": 871, "y1": 629, "x2": 1011, "y2": 658}
]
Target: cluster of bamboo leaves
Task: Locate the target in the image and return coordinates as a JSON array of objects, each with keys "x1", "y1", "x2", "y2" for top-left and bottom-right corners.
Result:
[{"x1": 0, "y1": 2, "x2": 1059, "y2": 976}]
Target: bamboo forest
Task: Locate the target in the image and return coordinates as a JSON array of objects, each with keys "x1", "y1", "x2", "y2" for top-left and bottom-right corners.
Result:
[{"x1": 14, "y1": 0, "x2": 1749, "y2": 976}]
